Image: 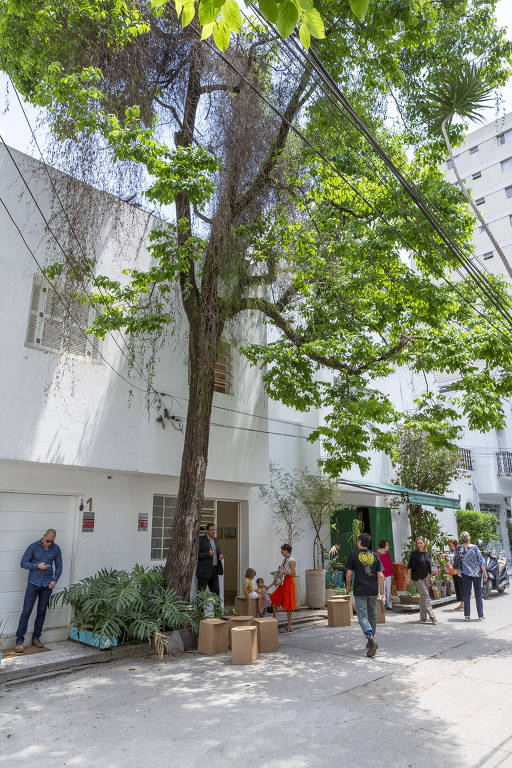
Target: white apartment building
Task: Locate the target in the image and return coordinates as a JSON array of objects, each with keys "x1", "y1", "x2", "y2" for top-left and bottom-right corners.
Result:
[{"x1": 439, "y1": 111, "x2": 512, "y2": 555}]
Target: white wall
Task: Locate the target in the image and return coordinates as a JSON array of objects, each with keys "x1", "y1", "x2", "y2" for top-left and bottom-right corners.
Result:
[{"x1": 0, "y1": 146, "x2": 272, "y2": 487}]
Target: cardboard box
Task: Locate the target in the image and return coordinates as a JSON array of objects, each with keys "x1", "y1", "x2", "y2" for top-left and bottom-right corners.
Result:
[
  {"x1": 254, "y1": 617, "x2": 278, "y2": 652},
  {"x1": 327, "y1": 597, "x2": 352, "y2": 627},
  {"x1": 231, "y1": 625, "x2": 258, "y2": 665},
  {"x1": 377, "y1": 598, "x2": 386, "y2": 624},
  {"x1": 228, "y1": 615, "x2": 254, "y2": 648},
  {"x1": 197, "y1": 618, "x2": 229, "y2": 655},
  {"x1": 234, "y1": 596, "x2": 258, "y2": 617}
]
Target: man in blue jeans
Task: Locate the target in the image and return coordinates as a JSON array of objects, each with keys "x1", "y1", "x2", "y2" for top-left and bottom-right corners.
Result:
[
  {"x1": 15, "y1": 529, "x2": 62, "y2": 653},
  {"x1": 346, "y1": 532, "x2": 385, "y2": 657}
]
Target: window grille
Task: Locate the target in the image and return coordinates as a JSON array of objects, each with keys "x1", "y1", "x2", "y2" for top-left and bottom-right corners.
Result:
[
  {"x1": 459, "y1": 448, "x2": 473, "y2": 471},
  {"x1": 150, "y1": 495, "x2": 216, "y2": 559}
]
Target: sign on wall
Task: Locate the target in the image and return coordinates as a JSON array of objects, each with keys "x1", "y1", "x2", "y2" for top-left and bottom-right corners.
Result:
[{"x1": 138, "y1": 512, "x2": 148, "y2": 531}]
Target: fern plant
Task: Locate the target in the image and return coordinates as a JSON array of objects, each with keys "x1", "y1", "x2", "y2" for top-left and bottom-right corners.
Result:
[
  {"x1": 51, "y1": 565, "x2": 191, "y2": 649},
  {"x1": 190, "y1": 590, "x2": 223, "y2": 633}
]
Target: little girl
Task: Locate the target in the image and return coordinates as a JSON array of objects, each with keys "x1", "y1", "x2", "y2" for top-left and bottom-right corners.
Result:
[
  {"x1": 243, "y1": 568, "x2": 263, "y2": 614},
  {"x1": 256, "y1": 577, "x2": 272, "y2": 616}
]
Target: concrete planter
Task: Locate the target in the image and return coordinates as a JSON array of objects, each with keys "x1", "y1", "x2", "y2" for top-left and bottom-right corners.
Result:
[{"x1": 305, "y1": 569, "x2": 326, "y2": 609}]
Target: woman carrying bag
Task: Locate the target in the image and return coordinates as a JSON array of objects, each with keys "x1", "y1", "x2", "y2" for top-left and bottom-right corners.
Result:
[
  {"x1": 406, "y1": 536, "x2": 437, "y2": 625},
  {"x1": 270, "y1": 543, "x2": 296, "y2": 633}
]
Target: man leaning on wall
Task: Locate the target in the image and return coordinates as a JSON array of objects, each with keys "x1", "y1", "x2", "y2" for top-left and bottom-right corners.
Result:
[{"x1": 15, "y1": 528, "x2": 62, "y2": 653}]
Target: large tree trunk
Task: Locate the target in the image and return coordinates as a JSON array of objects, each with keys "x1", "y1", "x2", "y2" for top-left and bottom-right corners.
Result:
[{"x1": 164, "y1": 312, "x2": 222, "y2": 598}]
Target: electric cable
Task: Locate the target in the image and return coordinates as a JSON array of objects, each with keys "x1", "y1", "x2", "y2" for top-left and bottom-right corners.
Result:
[{"x1": 191, "y1": 24, "x2": 512, "y2": 338}]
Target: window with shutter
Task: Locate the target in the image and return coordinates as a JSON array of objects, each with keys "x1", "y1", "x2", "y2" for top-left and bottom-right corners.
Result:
[
  {"x1": 25, "y1": 275, "x2": 101, "y2": 362},
  {"x1": 214, "y1": 350, "x2": 233, "y2": 394}
]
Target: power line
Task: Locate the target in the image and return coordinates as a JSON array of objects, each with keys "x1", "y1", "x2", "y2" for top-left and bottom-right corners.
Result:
[
  {"x1": 253, "y1": 12, "x2": 512, "y2": 326},
  {"x1": 192, "y1": 24, "x2": 512, "y2": 339}
]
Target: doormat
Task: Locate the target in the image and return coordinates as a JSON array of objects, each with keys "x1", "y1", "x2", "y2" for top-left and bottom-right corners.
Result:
[{"x1": 2, "y1": 645, "x2": 51, "y2": 660}]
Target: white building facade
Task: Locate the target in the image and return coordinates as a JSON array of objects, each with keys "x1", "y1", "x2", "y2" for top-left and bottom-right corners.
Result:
[{"x1": 0, "y1": 145, "x2": 329, "y2": 645}]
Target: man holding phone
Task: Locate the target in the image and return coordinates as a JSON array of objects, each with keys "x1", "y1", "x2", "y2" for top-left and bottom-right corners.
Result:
[{"x1": 15, "y1": 529, "x2": 62, "y2": 653}]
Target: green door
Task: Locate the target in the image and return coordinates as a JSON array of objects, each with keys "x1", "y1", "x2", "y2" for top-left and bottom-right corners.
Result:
[
  {"x1": 368, "y1": 507, "x2": 395, "y2": 560},
  {"x1": 331, "y1": 506, "x2": 359, "y2": 564}
]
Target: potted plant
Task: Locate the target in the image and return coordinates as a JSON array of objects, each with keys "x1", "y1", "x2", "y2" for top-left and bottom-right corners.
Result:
[
  {"x1": 51, "y1": 565, "x2": 190, "y2": 653},
  {"x1": 298, "y1": 471, "x2": 339, "y2": 609},
  {"x1": 399, "y1": 582, "x2": 421, "y2": 605},
  {"x1": 260, "y1": 463, "x2": 305, "y2": 606}
]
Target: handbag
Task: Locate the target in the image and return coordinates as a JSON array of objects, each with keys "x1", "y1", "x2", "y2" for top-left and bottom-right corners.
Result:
[{"x1": 216, "y1": 560, "x2": 224, "y2": 576}]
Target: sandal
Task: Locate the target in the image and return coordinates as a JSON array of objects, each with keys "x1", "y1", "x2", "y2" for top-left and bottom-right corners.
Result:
[
  {"x1": 280, "y1": 627, "x2": 293, "y2": 633},
  {"x1": 430, "y1": 616, "x2": 437, "y2": 625}
]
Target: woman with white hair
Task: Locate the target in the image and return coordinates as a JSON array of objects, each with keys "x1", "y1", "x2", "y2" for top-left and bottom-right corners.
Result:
[{"x1": 454, "y1": 531, "x2": 488, "y2": 621}]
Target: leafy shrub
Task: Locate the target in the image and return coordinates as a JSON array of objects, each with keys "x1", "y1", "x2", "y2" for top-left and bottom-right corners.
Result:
[
  {"x1": 50, "y1": 565, "x2": 190, "y2": 648},
  {"x1": 190, "y1": 589, "x2": 224, "y2": 632},
  {"x1": 456, "y1": 510, "x2": 498, "y2": 546}
]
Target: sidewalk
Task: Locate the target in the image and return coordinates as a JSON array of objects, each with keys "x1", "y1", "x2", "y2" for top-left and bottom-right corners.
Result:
[
  {"x1": 1, "y1": 596, "x2": 511, "y2": 767},
  {"x1": 0, "y1": 611, "x2": 325, "y2": 686}
]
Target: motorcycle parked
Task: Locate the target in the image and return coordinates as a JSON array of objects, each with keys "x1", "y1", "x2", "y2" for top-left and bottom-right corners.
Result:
[{"x1": 478, "y1": 540, "x2": 510, "y2": 599}]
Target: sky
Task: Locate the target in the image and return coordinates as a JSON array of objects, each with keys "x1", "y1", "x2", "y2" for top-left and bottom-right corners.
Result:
[{"x1": 1, "y1": 1, "x2": 512, "y2": 155}]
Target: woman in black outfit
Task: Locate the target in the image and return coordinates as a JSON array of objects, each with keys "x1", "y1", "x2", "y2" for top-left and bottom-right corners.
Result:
[{"x1": 406, "y1": 536, "x2": 436, "y2": 624}]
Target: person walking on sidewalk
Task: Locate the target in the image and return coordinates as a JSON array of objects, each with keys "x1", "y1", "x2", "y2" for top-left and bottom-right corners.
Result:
[
  {"x1": 377, "y1": 539, "x2": 394, "y2": 610},
  {"x1": 406, "y1": 536, "x2": 436, "y2": 625},
  {"x1": 345, "y1": 532, "x2": 385, "y2": 658},
  {"x1": 447, "y1": 538, "x2": 464, "y2": 611},
  {"x1": 453, "y1": 531, "x2": 487, "y2": 621},
  {"x1": 15, "y1": 528, "x2": 62, "y2": 653}
]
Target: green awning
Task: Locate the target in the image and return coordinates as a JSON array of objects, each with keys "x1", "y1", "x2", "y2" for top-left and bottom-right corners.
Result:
[{"x1": 340, "y1": 478, "x2": 460, "y2": 510}]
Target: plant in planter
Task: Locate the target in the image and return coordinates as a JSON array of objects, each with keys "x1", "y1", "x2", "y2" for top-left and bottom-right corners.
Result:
[
  {"x1": 298, "y1": 471, "x2": 339, "y2": 609},
  {"x1": 51, "y1": 565, "x2": 190, "y2": 652},
  {"x1": 400, "y1": 582, "x2": 421, "y2": 604},
  {"x1": 260, "y1": 463, "x2": 306, "y2": 605}
]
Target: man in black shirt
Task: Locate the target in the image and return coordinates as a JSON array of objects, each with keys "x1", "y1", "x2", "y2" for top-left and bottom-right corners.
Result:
[{"x1": 346, "y1": 532, "x2": 385, "y2": 657}]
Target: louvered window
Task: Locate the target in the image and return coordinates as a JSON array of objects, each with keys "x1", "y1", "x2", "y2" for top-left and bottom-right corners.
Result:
[
  {"x1": 214, "y1": 349, "x2": 233, "y2": 394},
  {"x1": 25, "y1": 276, "x2": 101, "y2": 361}
]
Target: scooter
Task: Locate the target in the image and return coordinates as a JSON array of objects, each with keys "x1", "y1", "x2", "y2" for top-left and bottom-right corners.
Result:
[{"x1": 479, "y1": 541, "x2": 510, "y2": 599}]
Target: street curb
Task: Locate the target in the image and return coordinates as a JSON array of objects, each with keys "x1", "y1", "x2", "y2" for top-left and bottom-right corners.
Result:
[{"x1": 0, "y1": 628, "x2": 195, "y2": 687}]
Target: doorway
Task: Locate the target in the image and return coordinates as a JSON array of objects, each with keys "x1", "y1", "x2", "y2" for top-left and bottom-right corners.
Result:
[{"x1": 216, "y1": 501, "x2": 239, "y2": 606}]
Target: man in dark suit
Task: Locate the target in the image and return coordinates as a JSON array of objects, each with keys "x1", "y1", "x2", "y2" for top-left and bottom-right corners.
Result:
[{"x1": 197, "y1": 523, "x2": 224, "y2": 595}]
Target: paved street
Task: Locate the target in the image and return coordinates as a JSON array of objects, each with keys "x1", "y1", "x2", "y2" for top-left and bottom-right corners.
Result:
[{"x1": 1, "y1": 594, "x2": 512, "y2": 768}]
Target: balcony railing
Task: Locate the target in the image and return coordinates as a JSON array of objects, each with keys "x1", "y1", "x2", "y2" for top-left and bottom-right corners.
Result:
[
  {"x1": 459, "y1": 448, "x2": 473, "y2": 471},
  {"x1": 496, "y1": 451, "x2": 512, "y2": 477}
]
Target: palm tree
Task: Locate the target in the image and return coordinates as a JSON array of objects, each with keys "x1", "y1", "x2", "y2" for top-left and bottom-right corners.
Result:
[{"x1": 424, "y1": 62, "x2": 512, "y2": 279}]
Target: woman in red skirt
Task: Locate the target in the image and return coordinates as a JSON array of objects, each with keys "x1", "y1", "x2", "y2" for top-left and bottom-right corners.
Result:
[{"x1": 270, "y1": 543, "x2": 296, "y2": 632}]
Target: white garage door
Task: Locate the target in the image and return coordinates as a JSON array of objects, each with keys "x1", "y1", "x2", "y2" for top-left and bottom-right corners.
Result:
[{"x1": 0, "y1": 492, "x2": 77, "y2": 644}]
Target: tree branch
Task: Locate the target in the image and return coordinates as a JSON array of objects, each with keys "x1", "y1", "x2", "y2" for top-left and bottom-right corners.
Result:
[
  {"x1": 231, "y1": 66, "x2": 312, "y2": 220},
  {"x1": 234, "y1": 296, "x2": 413, "y2": 375},
  {"x1": 193, "y1": 205, "x2": 213, "y2": 224}
]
